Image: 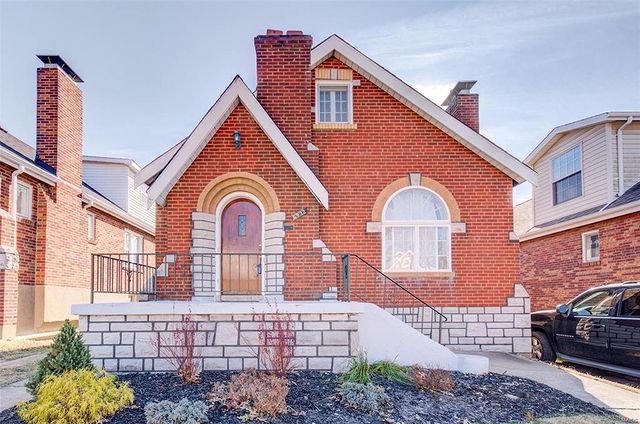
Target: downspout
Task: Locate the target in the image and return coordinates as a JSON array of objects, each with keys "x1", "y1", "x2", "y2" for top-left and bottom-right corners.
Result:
[
  {"x1": 617, "y1": 116, "x2": 634, "y2": 196},
  {"x1": 10, "y1": 166, "x2": 26, "y2": 247}
]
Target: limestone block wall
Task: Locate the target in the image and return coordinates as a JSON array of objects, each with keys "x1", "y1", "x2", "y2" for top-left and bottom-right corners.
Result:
[
  {"x1": 392, "y1": 284, "x2": 531, "y2": 354},
  {"x1": 76, "y1": 303, "x2": 359, "y2": 373}
]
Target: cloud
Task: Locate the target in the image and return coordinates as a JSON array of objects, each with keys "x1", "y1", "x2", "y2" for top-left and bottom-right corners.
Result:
[
  {"x1": 351, "y1": 1, "x2": 636, "y2": 71},
  {"x1": 413, "y1": 82, "x2": 454, "y2": 106}
]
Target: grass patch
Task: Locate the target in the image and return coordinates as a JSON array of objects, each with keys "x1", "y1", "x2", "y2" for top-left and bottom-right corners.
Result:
[
  {"x1": 0, "y1": 340, "x2": 51, "y2": 362},
  {"x1": 370, "y1": 361, "x2": 411, "y2": 384},
  {"x1": 341, "y1": 353, "x2": 372, "y2": 385}
]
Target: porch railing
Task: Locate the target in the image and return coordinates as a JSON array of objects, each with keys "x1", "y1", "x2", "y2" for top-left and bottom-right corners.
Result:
[{"x1": 91, "y1": 252, "x2": 447, "y2": 340}]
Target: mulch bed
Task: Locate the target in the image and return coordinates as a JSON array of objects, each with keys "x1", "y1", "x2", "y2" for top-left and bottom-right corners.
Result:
[{"x1": 0, "y1": 371, "x2": 618, "y2": 423}]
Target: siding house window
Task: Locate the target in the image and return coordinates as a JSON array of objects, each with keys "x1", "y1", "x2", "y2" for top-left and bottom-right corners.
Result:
[
  {"x1": 382, "y1": 187, "x2": 451, "y2": 272},
  {"x1": 16, "y1": 182, "x2": 32, "y2": 219},
  {"x1": 124, "y1": 231, "x2": 143, "y2": 263},
  {"x1": 87, "y1": 213, "x2": 96, "y2": 241},
  {"x1": 552, "y1": 145, "x2": 582, "y2": 205},
  {"x1": 316, "y1": 82, "x2": 352, "y2": 124},
  {"x1": 582, "y1": 230, "x2": 600, "y2": 262}
]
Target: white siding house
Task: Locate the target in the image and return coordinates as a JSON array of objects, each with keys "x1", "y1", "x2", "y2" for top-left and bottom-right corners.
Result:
[
  {"x1": 83, "y1": 156, "x2": 156, "y2": 224},
  {"x1": 524, "y1": 112, "x2": 640, "y2": 230}
]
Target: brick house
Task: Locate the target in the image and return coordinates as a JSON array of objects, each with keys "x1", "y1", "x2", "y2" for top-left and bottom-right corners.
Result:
[
  {"x1": 119, "y1": 30, "x2": 539, "y2": 354},
  {"x1": 0, "y1": 56, "x2": 155, "y2": 339},
  {"x1": 520, "y1": 112, "x2": 640, "y2": 311}
]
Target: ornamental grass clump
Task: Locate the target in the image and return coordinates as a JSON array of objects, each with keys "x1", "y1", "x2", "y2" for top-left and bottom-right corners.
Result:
[
  {"x1": 207, "y1": 370, "x2": 289, "y2": 420},
  {"x1": 341, "y1": 353, "x2": 372, "y2": 385},
  {"x1": 370, "y1": 360, "x2": 411, "y2": 384},
  {"x1": 26, "y1": 319, "x2": 94, "y2": 394},
  {"x1": 17, "y1": 369, "x2": 134, "y2": 424},
  {"x1": 144, "y1": 398, "x2": 209, "y2": 424}
]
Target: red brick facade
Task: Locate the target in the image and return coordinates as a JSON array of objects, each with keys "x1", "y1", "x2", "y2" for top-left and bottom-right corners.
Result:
[
  {"x1": 155, "y1": 32, "x2": 520, "y2": 308},
  {"x1": 446, "y1": 93, "x2": 480, "y2": 133},
  {"x1": 520, "y1": 212, "x2": 640, "y2": 311}
]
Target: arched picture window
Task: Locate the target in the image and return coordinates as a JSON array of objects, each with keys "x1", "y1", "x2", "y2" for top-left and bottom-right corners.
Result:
[{"x1": 382, "y1": 187, "x2": 451, "y2": 272}]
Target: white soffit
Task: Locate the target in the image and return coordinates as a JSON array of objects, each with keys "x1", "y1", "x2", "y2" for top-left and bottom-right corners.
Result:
[
  {"x1": 135, "y1": 138, "x2": 186, "y2": 188},
  {"x1": 311, "y1": 35, "x2": 538, "y2": 186},
  {"x1": 146, "y1": 76, "x2": 329, "y2": 209},
  {"x1": 524, "y1": 112, "x2": 640, "y2": 166}
]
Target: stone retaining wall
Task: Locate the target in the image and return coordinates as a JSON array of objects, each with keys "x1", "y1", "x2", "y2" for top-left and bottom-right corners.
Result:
[{"x1": 79, "y1": 310, "x2": 359, "y2": 373}]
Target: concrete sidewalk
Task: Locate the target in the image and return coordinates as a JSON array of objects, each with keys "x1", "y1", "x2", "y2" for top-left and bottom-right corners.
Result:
[{"x1": 470, "y1": 352, "x2": 640, "y2": 422}]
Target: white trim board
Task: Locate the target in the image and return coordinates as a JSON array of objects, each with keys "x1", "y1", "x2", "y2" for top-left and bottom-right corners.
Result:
[
  {"x1": 143, "y1": 76, "x2": 329, "y2": 209},
  {"x1": 311, "y1": 35, "x2": 538, "y2": 186},
  {"x1": 83, "y1": 187, "x2": 155, "y2": 236}
]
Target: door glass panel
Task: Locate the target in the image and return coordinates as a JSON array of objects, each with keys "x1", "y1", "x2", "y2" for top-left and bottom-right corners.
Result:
[
  {"x1": 572, "y1": 290, "x2": 618, "y2": 317},
  {"x1": 620, "y1": 288, "x2": 640, "y2": 317},
  {"x1": 238, "y1": 215, "x2": 247, "y2": 237}
]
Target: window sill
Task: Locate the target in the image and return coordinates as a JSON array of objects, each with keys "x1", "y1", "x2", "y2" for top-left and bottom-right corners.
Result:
[
  {"x1": 581, "y1": 259, "x2": 600, "y2": 266},
  {"x1": 313, "y1": 123, "x2": 358, "y2": 130},
  {"x1": 88, "y1": 239, "x2": 97, "y2": 245},
  {"x1": 384, "y1": 271, "x2": 455, "y2": 279}
]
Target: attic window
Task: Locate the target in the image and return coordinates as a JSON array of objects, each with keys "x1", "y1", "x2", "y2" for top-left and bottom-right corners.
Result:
[{"x1": 316, "y1": 81, "x2": 352, "y2": 124}]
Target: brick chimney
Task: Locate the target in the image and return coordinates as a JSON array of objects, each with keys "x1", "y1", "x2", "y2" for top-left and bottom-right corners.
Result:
[
  {"x1": 36, "y1": 55, "x2": 83, "y2": 186},
  {"x1": 254, "y1": 30, "x2": 313, "y2": 164},
  {"x1": 442, "y1": 81, "x2": 479, "y2": 132}
]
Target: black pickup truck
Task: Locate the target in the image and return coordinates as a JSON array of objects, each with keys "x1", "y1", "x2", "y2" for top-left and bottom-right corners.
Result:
[{"x1": 531, "y1": 281, "x2": 640, "y2": 377}]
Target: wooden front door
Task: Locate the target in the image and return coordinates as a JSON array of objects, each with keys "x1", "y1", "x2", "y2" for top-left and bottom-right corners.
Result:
[{"x1": 221, "y1": 199, "x2": 262, "y2": 294}]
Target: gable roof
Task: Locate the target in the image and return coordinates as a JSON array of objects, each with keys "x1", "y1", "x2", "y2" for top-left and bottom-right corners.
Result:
[
  {"x1": 311, "y1": 35, "x2": 537, "y2": 186},
  {"x1": 525, "y1": 112, "x2": 640, "y2": 166},
  {"x1": 141, "y1": 76, "x2": 329, "y2": 208}
]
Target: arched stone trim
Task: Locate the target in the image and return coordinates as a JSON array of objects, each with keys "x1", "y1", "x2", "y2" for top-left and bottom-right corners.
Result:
[
  {"x1": 371, "y1": 176, "x2": 461, "y2": 222},
  {"x1": 196, "y1": 172, "x2": 281, "y2": 214}
]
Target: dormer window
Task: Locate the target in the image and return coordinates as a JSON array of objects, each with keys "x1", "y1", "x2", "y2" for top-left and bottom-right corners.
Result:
[
  {"x1": 316, "y1": 81, "x2": 353, "y2": 124},
  {"x1": 552, "y1": 145, "x2": 582, "y2": 205}
]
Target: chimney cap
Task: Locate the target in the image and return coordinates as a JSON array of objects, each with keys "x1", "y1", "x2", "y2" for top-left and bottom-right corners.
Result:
[
  {"x1": 441, "y1": 80, "x2": 476, "y2": 107},
  {"x1": 37, "y1": 55, "x2": 84, "y2": 83}
]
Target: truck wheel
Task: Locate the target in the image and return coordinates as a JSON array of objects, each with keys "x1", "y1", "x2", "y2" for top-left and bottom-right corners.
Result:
[{"x1": 532, "y1": 331, "x2": 556, "y2": 361}]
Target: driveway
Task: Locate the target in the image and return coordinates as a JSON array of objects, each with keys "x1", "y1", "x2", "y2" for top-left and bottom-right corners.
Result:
[{"x1": 470, "y1": 352, "x2": 640, "y2": 422}]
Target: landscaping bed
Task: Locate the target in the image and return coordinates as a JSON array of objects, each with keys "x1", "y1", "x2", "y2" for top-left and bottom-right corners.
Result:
[{"x1": 0, "y1": 370, "x2": 621, "y2": 423}]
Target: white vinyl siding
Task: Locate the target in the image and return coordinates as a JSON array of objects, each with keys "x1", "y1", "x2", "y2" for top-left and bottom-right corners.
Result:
[
  {"x1": 532, "y1": 124, "x2": 609, "y2": 227},
  {"x1": 622, "y1": 122, "x2": 640, "y2": 191},
  {"x1": 83, "y1": 162, "x2": 129, "y2": 209},
  {"x1": 127, "y1": 172, "x2": 156, "y2": 224}
]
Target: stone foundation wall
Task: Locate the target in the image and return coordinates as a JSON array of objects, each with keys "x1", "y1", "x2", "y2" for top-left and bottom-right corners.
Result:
[
  {"x1": 393, "y1": 284, "x2": 531, "y2": 354},
  {"x1": 79, "y1": 308, "x2": 359, "y2": 373}
]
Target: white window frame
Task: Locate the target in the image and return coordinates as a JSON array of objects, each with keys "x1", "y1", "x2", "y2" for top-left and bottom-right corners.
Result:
[
  {"x1": 315, "y1": 80, "x2": 353, "y2": 124},
  {"x1": 87, "y1": 212, "x2": 96, "y2": 242},
  {"x1": 582, "y1": 230, "x2": 600, "y2": 263},
  {"x1": 551, "y1": 144, "x2": 584, "y2": 206},
  {"x1": 16, "y1": 181, "x2": 33, "y2": 219},
  {"x1": 124, "y1": 230, "x2": 143, "y2": 263},
  {"x1": 381, "y1": 186, "x2": 452, "y2": 273}
]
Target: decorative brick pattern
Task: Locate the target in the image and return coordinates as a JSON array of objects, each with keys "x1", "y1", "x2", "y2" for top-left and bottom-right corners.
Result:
[{"x1": 79, "y1": 311, "x2": 358, "y2": 372}]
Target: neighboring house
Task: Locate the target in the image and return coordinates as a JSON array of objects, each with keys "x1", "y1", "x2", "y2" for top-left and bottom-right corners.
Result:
[
  {"x1": 0, "y1": 56, "x2": 155, "y2": 339},
  {"x1": 124, "y1": 30, "x2": 537, "y2": 354},
  {"x1": 520, "y1": 112, "x2": 640, "y2": 311},
  {"x1": 513, "y1": 199, "x2": 533, "y2": 237}
]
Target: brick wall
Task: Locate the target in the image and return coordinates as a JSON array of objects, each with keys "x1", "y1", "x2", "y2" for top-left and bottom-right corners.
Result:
[
  {"x1": 520, "y1": 212, "x2": 640, "y2": 311},
  {"x1": 445, "y1": 93, "x2": 479, "y2": 133},
  {"x1": 312, "y1": 57, "x2": 518, "y2": 307}
]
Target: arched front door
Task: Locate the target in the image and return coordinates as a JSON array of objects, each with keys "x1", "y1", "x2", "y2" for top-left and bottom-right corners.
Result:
[{"x1": 220, "y1": 198, "x2": 262, "y2": 294}]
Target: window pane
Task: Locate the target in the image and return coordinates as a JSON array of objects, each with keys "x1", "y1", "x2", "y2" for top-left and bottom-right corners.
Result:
[
  {"x1": 553, "y1": 146, "x2": 581, "y2": 181},
  {"x1": 384, "y1": 188, "x2": 449, "y2": 221},
  {"x1": 589, "y1": 234, "x2": 599, "y2": 259},
  {"x1": 553, "y1": 172, "x2": 582, "y2": 204},
  {"x1": 334, "y1": 89, "x2": 348, "y2": 122},
  {"x1": 572, "y1": 290, "x2": 618, "y2": 317},
  {"x1": 620, "y1": 289, "x2": 640, "y2": 317},
  {"x1": 384, "y1": 226, "x2": 415, "y2": 271},
  {"x1": 418, "y1": 227, "x2": 437, "y2": 270},
  {"x1": 88, "y1": 215, "x2": 95, "y2": 240},
  {"x1": 319, "y1": 90, "x2": 331, "y2": 122}
]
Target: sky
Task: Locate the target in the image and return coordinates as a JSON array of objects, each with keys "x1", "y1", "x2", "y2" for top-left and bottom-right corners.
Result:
[{"x1": 1, "y1": 0, "x2": 639, "y2": 204}]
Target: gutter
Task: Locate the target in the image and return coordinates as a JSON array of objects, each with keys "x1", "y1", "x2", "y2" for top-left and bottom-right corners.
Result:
[
  {"x1": 0, "y1": 146, "x2": 58, "y2": 185},
  {"x1": 82, "y1": 188, "x2": 155, "y2": 236},
  {"x1": 10, "y1": 166, "x2": 25, "y2": 248},
  {"x1": 616, "y1": 116, "x2": 634, "y2": 196}
]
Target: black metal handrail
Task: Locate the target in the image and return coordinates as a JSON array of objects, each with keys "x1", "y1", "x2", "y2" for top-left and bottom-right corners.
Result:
[{"x1": 91, "y1": 251, "x2": 446, "y2": 341}]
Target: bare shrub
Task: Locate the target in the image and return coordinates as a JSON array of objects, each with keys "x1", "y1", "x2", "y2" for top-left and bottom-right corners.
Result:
[
  {"x1": 252, "y1": 304, "x2": 297, "y2": 376},
  {"x1": 408, "y1": 366, "x2": 454, "y2": 392},
  {"x1": 155, "y1": 315, "x2": 201, "y2": 383},
  {"x1": 207, "y1": 370, "x2": 289, "y2": 420}
]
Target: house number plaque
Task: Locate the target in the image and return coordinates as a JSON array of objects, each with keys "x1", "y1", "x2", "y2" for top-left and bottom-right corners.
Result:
[{"x1": 291, "y1": 208, "x2": 307, "y2": 220}]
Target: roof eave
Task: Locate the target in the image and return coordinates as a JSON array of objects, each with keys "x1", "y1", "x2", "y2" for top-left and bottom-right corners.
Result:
[
  {"x1": 82, "y1": 188, "x2": 155, "y2": 236},
  {"x1": 0, "y1": 145, "x2": 58, "y2": 185}
]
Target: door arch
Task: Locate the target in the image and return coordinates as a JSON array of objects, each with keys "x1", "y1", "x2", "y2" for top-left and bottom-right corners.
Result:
[{"x1": 217, "y1": 194, "x2": 263, "y2": 295}]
